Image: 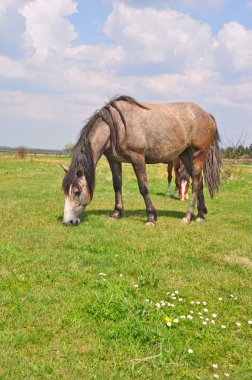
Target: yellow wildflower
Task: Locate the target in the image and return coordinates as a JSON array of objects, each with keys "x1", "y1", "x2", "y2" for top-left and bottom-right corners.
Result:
[{"x1": 164, "y1": 316, "x2": 173, "y2": 323}]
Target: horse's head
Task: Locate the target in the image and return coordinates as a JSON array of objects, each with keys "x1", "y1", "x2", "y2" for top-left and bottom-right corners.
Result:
[
  {"x1": 61, "y1": 164, "x2": 92, "y2": 226},
  {"x1": 178, "y1": 167, "x2": 190, "y2": 201}
]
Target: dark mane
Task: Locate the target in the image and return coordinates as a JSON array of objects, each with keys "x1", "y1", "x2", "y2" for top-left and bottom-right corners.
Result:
[{"x1": 62, "y1": 95, "x2": 148, "y2": 196}]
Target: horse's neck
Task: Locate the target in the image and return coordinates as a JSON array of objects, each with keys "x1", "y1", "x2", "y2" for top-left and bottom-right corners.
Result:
[{"x1": 89, "y1": 120, "x2": 110, "y2": 165}]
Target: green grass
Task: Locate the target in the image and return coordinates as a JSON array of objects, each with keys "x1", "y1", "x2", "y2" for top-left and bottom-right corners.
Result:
[{"x1": 0, "y1": 154, "x2": 251, "y2": 379}]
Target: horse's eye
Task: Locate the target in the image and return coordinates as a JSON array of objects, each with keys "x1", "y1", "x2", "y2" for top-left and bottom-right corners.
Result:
[{"x1": 74, "y1": 190, "x2": 81, "y2": 197}]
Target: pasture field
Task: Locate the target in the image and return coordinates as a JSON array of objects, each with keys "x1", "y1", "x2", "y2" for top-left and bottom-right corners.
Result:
[{"x1": 0, "y1": 154, "x2": 251, "y2": 379}]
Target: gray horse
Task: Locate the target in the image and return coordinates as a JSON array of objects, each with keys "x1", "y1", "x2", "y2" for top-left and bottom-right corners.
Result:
[{"x1": 61, "y1": 96, "x2": 221, "y2": 226}]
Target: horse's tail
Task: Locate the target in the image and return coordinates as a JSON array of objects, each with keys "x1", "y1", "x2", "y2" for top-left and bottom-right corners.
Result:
[{"x1": 203, "y1": 116, "x2": 222, "y2": 198}]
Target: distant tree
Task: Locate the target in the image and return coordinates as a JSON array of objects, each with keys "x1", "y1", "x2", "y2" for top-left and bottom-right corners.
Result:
[
  {"x1": 249, "y1": 144, "x2": 252, "y2": 158},
  {"x1": 16, "y1": 146, "x2": 27, "y2": 159},
  {"x1": 223, "y1": 132, "x2": 247, "y2": 162},
  {"x1": 64, "y1": 143, "x2": 74, "y2": 156}
]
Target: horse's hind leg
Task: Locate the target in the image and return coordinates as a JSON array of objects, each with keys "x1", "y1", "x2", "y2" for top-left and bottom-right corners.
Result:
[
  {"x1": 107, "y1": 159, "x2": 124, "y2": 219},
  {"x1": 196, "y1": 180, "x2": 208, "y2": 222},
  {"x1": 130, "y1": 154, "x2": 157, "y2": 225},
  {"x1": 166, "y1": 161, "x2": 173, "y2": 196},
  {"x1": 179, "y1": 149, "x2": 206, "y2": 223}
]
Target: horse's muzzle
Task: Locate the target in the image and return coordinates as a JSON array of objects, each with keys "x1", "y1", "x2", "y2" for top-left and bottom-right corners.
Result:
[{"x1": 62, "y1": 218, "x2": 80, "y2": 226}]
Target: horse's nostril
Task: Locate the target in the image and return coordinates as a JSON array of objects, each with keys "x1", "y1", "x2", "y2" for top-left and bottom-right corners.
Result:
[{"x1": 69, "y1": 220, "x2": 74, "y2": 225}]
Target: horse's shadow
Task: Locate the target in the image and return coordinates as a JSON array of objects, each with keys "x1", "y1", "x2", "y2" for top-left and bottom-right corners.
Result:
[
  {"x1": 57, "y1": 208, "x2": 184, "y2": 223},
  {"x1": 89, "y1": 209, "x2": 184, "y2": 219}
]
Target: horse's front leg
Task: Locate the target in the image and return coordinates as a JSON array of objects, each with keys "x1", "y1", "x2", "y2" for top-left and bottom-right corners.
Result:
[
  {"x1": 131, "y1": 155, "x2": 157, "y2": 226},
  {"x1": 108, "y1": 159, "x2": 124, "y2": 219}
]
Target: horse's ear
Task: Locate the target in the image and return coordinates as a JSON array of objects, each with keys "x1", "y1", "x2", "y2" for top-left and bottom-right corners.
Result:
[
  {"x1": 60, "y1": 164, "x2": 69, "y2": 173},
  {"x1": 76, "y1": 165, "x2": 84, "y2": 177}
]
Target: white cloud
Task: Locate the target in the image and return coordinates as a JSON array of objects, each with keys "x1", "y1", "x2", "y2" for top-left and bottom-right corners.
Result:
[
  {"x1": 104, "y1": 3, "x2": 215, "y2": 71},
  {"x1": 217, "y1": 22, "x2": 252, "y2": 72},
  {"x1": 173, "y1": 0, "x2": 228, "y2": 9},
  {"x1": 0, "y1": 0, "x2": 17, "y2": 19},
  {"x1": 0, "y1": 0, "x2": 27, "y2": 24},
  {"x1": 20, "y1": 0, "x2": 78, "y2": 62},
  {"x1": 1, "y1": 0, "x2": 252, "y2": 147},
  {"x1": 65, "y1": 44, "x2": 125, "y2": 70},
  {"x1": 0, "y1": 91, "x2": 61, "y2": 121},
  {"x1": 106, "y1": 0, "x2": 228, "y2": 10},
  {"x1": 0, "y1": 56, "x2": 26, "y2": 78},
  {"x1": 14, "y1": 0, "x2": 124, "y2": 91}
]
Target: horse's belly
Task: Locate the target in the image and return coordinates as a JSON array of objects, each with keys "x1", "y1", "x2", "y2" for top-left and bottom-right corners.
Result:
[
  {"x1": 145, "y1": 143, "x2": 187, "y2": 164},
  {"x1": 145, "y1": 152, "x2": 182, "y2": 164}
]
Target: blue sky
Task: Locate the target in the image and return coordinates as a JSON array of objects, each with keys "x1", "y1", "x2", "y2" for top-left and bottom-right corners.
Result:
[{"x1": 0, "y1": 0, "x2": 252, "y2": 149}]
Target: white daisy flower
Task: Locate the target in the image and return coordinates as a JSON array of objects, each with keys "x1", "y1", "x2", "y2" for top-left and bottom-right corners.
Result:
[
  {"x1": 173, "y1": 318, "x2": 179, "y2": 323},
  {"x1": 187, "y1": 315, "x2": 193, "y2": 320},
  {"x1": 99, "y1": 272, "x2": 106, "y2": 276},
  {"x1": 178, "y1": 298, "x2": 183, "y2": 302},
  {"x1": 180, "y1": 315, "x2": 186, "y2": 319},
  {"x1": 213, "y1": 374, "x2": 219, "y2": 379},
  {"x1": 200, "y1": 316, "x2": 204, "y2": 319},
  {"x1": 203, "y1": 308, "x2": 208, "y2": 312},
  {"x1": 166, "y1": 322, "x2": 172, "y2": 327},
  {"x1": 224, "y1": 373, "x2": 230, "y2": 377},
  {"x1": 145, "y1": 299, "x2": 150, "y2": 302},
  {"x1": 188, "y1": 348, "x2": 193, "y2": 354},
  {"x1": 190, "y1": 310, "x2": 194, "y2": 314},
  {"x1": 236, "y1": 322, "x2": 241, "y2": 327},
  {"x1": 212, "y1": 364, "x2": 218, "y2": 369},
  {"x1": 248, "y1": 320, "x2": 252, "y2": 325},
  {"x1": 202, "y1": 321, "x2": 207, "y2": 325},
  {"x1": 198, "y1": 312, "x2": 202, "y2": 315},
  {"x1": 196, "y1": 301, "x2": 201, "y2": 305},
  {"x1": 211, "y1": 320, "x2": 216, "y2": 324},
  {"x1": 212, "y1": 313, "x2": 217, "y2": 318},
  {"x1": 218, "y1": 297, "x2": 223, "y2": 301},
  {"x1": 174, "y1": 290, "x2": 179, "y2": 294},
  {"x1": 156, "y1": 303, "x2": 161, "y2": 309},
  {"x1": 190, "y1": 301, "x2": 195, "y2": 305},
  {"x1": 203, "y1": 301, "x2": 207, "y2": 306},
  {"x1": 221, "y1": 324, "x2": 227, "y2": 329},
  {"x1": 205, "y1": 318, "x2": 209, "y2": 321}
]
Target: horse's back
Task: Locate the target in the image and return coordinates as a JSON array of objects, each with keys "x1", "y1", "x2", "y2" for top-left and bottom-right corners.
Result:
[{"x1": 120, "y1": 101, "x2": 215, "y2": 163}]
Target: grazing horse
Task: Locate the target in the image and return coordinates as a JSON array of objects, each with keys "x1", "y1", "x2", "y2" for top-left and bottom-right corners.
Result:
[
  {"x1": 166, "y1": 158, "x2": 190, "y2": 201},
  {"x1": 61, "y1": 95, "x2": 221, "y2": 226}
]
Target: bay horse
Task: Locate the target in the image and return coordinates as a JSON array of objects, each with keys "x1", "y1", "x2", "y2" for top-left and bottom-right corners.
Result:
[
  {"x1": 61, "y1": 95, "x2": 221, "y2": 226},
  {"x1": 166, "y1": 158, "x2": 190, "y2": 201}
]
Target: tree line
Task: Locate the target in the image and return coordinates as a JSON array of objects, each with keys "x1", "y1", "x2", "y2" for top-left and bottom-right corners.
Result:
[
  {"x1": 221, "y1": 144, "x2": 252, "y2": 159},
  {"x1": 63, "y1": 143, "x2": 252, "y2": 159},
  {"x1": 2, "y1": 142, "x2": 251, "y2": 160}
]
